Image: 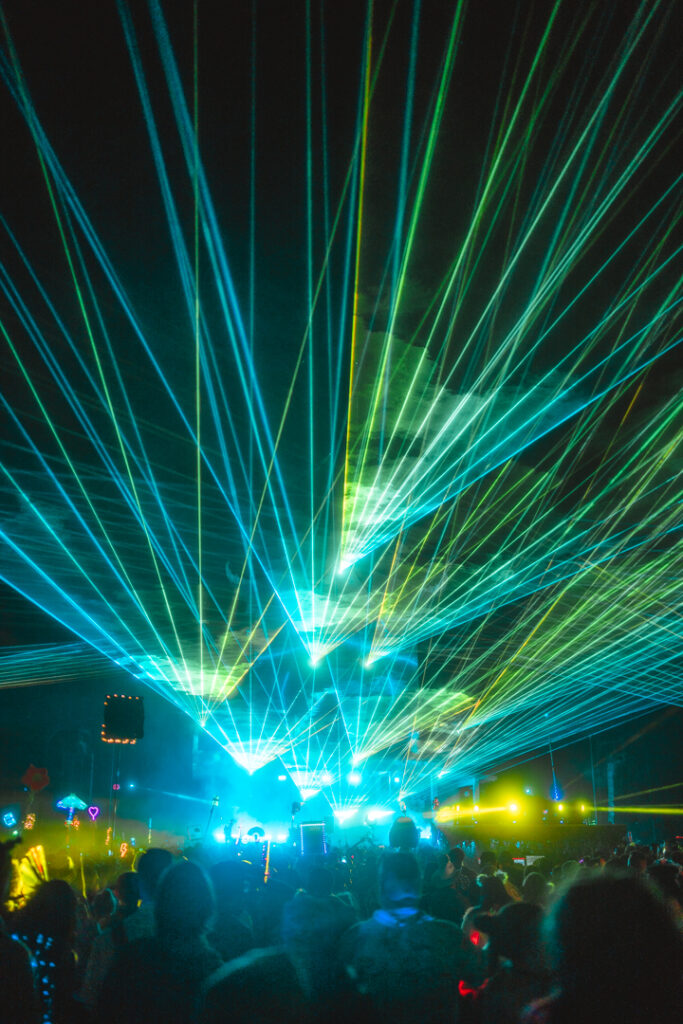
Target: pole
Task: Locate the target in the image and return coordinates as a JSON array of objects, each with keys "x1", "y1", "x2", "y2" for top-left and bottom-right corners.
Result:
[
  {"x1": 111, "y1": 747, "x2": 121, "y2": 840},
  {"x1": 79, "y1": 852, "x2": 87, "y2": 899},
  {"x1": 204, "y1": 795, "x2": 219, "y2": 841},
  {"x1": 589, "y1": 735, "x2": 598, "y2": 823}
]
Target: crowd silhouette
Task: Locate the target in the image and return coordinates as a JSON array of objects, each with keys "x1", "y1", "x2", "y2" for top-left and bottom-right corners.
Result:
[{"x1": 1, "y1": 830, "x2": 681, "y2": 1023}]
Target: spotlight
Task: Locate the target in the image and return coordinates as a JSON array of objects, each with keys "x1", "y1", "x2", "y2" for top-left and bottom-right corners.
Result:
[
  {"x1": 508, "y1": 802, "x2": 518, "y2": 813},
  {"x1": 348, "y1": 771, "x2": 362, "y2": 786},
  {"x1": 367, "y1": 807, "x2": 392, "y2": 822},
  {"x1": 337, "y1": 551, "x2": 362, "y2": 573},
  {"x1": 333, "y1": 807, "x2": 359, "y2": 824},
  {"x1": 300, "y1": 787, "x2": 320, "y2": 801},
  {"x1": 308, "y1": 643, "x2": 327, "y2": 667}
]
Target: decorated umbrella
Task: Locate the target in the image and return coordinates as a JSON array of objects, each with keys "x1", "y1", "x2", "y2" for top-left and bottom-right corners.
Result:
[{"x1": 56, "y1": 793, "x2": 87, "y2": 824}]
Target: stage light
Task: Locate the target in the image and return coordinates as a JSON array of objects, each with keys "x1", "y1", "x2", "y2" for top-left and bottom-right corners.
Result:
[
  {"x1": 333, "y1": 807, "x2": 359, "y2": 824},
  {"x1": 321, "y1": 772, "x2": 333, "y2": 785},
  {"x1": 2, "y1": 0, "x2": 679, "y2": 816},
  {"x1": 276, "y1": 831, "x2": 289, "y2": 842},
  {"x1": 367, "y1": 808, "x2": 392, "y2": 822},
  {"x1": 420, "y1": 826, "x2": 432, "y2": 840},
  {"x1": 473, "y1": 805, "x2": 479, "y2": 813},
  {"x1": 348, "y1": 771, "x2": 362, "y2": 786},
  {"x1": 393, "y1": 776, "x2": 401, "y2": 784},
  {"x1": 300, "y1": 787, "x2": 320, "y2": 801},
  {"x1": 308, "y1": 642, "x2": 327, "y2": 667},
  {"x1": 557, "y1": 803, "x2": 564, "y2": 812},
  {"x1": 212, "y1": 827, "x2": 227, "y2": 843},
  {"x1": 277, "y1": 775, "x2": 287, "y2": 781},
  {"x1": 508, "y1": 802, "x2": 519, "y2": 813},
  {"x1": 524, "y1": 787, "x2": 533, "y2": 795}
]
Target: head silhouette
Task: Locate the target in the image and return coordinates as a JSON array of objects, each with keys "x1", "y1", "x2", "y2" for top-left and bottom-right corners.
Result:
[
  {"x1": 546, "y1": 873, "x2": 682, "y2": 1024},
  {"x1": 380, "y1": 851, "x2": 421, "y2": 908},
  {"x1": 154, "y1": 859, "x2": 214, "y2": 939},
  {"x1": 136, "y1": 847, "x2": 173, "y2": 902},
  {"x1": 15, "y1": 879, "x2": 77, "y2": 943}
]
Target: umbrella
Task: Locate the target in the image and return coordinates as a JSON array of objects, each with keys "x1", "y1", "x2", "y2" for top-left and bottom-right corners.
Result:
[{"x1": 56, "y1": 794, "x2": 88, "y2": 824}]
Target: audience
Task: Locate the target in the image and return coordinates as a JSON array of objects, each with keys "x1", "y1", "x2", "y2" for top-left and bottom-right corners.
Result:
[
  {"x1": 207, "y1": 859, "x2": 254, "y2": 962},
  {"x1": 521, "y1": 871, "x2": 550, "y2": 907},
  {"x1": 1, "y1": 829, "x2": 681, "y2": 1024},
  {"x1": 202, "y1": 890, "x2": 356, "y2": 1023},
  {"x1": 0, "y1": 838, "x2": 41, "y2": 1023},
  {"x1": 11, "y1": 878, "x2": 81, "y2": 1023},
  {"x1": 98, "y1": 858, "x2": 222, "y2": 1023},
  {"x1": 79, "y1": 846, "x2": 173, "y2": 1011},
  {"x1": 338, "y1": 851, "x2": 478, "y2": 1024},
  {"x1": 472, "y1": 902, "x2": 550, "y2": 1024},
  {"x1": 524, "y1": 873, "x2": 683, "y2": 1024}
]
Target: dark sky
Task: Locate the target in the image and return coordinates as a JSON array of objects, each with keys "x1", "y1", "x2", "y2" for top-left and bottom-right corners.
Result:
[{"x1": 0, "y1": 1, "x2": 681, "y2": 802}]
